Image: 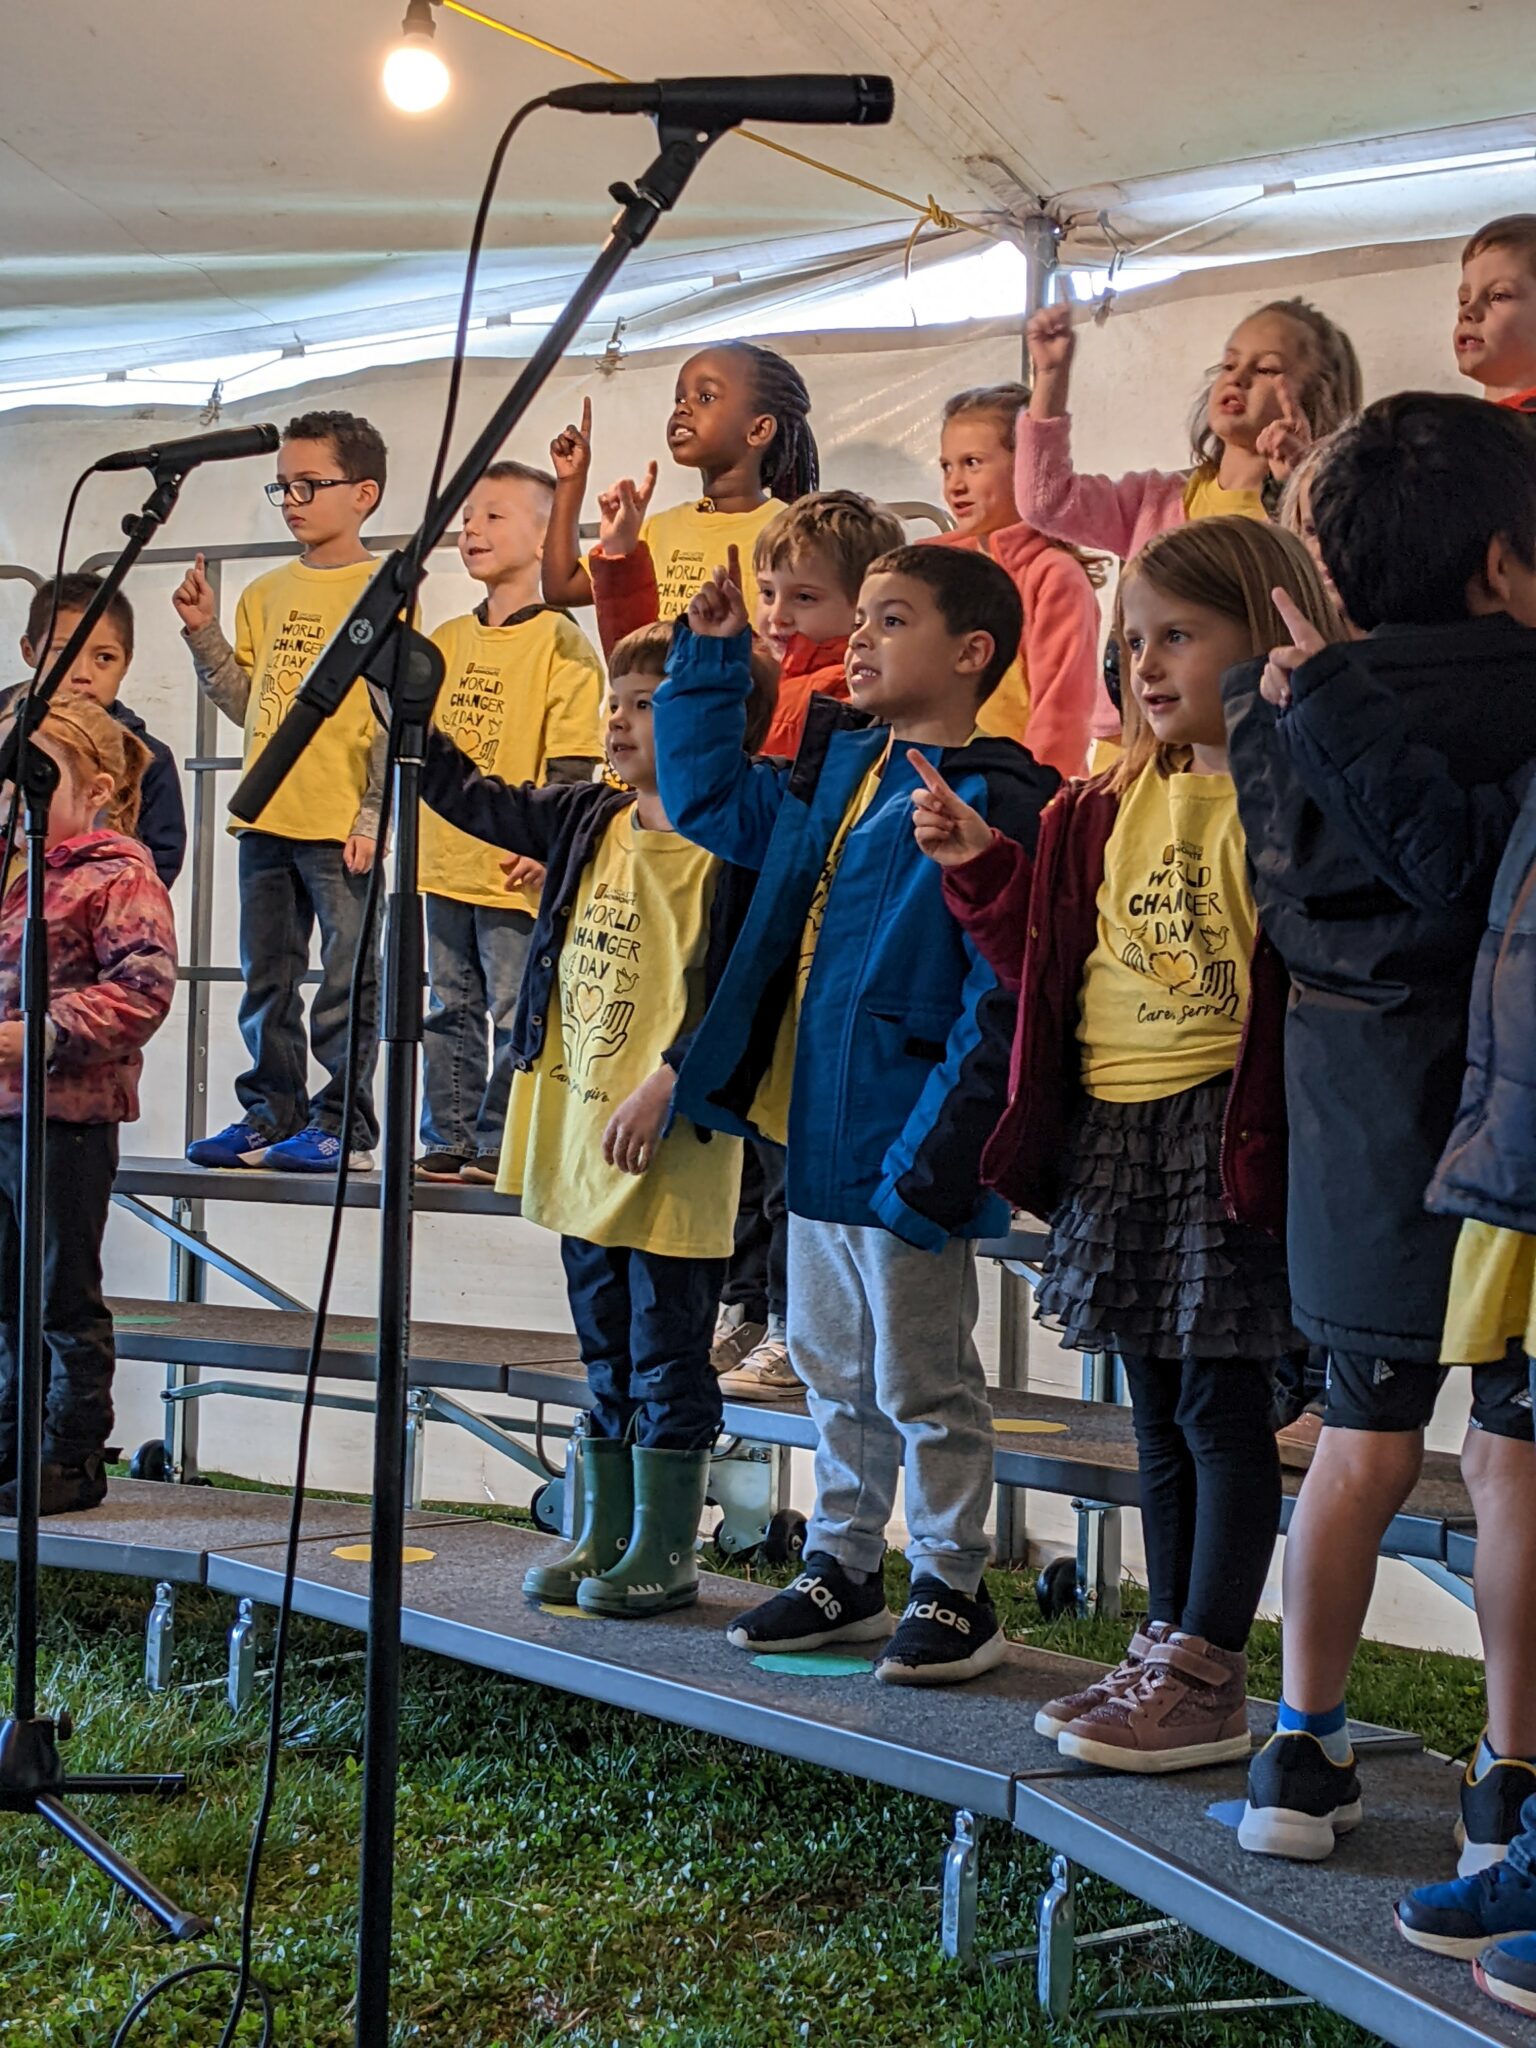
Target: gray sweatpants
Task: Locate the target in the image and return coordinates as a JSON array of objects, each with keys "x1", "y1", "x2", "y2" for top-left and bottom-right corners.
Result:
[{"x1": 788, "y1": 1216, "x2": 993, "y2": 1593}]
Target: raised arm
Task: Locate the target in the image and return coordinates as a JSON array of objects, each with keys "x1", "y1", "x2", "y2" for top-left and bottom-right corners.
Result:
[
  {"x1": 541, "y1": 397, "x2": 596, "y2": 608},
  {"x1": 652, "y1": 572, "x2": 788, "y2": 870}
]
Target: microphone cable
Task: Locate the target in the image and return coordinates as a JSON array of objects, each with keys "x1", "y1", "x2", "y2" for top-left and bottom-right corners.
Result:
[{"x1": 109, "y1": 89, "x2": 553, "y2": 2047}]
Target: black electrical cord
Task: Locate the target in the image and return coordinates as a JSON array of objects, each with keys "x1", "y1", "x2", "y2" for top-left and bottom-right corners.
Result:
[
  {"x1": 108, "y1": 91, "x2": 554, "y2": 2047},
  {"x1": 0, "y1": 464, "x2": 95, "y2": 878}
]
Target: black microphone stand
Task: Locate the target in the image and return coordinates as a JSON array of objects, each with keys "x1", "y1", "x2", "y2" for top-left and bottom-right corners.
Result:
[
  {"x1": 223, "y1": 115, "x2": 734, "y2": 2048},
  {"x1": 0, "y1": 465, "x2": 205, "y2": 1939}
]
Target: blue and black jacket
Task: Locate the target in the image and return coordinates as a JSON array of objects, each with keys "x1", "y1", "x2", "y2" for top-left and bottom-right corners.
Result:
[{"x1": 653, "y1": 623, "x2": 1059, "y2": 1251}]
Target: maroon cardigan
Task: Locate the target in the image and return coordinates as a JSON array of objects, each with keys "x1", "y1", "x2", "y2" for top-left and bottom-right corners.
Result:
[{"x1": 941, "y1": 776, "x2": 1290, "y2": 1234}]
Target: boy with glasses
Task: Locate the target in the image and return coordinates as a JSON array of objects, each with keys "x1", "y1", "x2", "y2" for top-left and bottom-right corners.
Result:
[{"x1": 173, "y1": 409, "x2": 388, "y2": 1171}]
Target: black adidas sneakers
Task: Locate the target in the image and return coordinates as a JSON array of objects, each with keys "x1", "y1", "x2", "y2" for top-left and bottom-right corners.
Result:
[{"x1": 724, "y1": 1553, "x2": 894, "y2": 1654}]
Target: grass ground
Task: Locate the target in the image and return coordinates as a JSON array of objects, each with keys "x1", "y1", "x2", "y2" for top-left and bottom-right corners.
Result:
[{"x1": 0, "y1": 1492, "x2": 1489, "y2": 2048}]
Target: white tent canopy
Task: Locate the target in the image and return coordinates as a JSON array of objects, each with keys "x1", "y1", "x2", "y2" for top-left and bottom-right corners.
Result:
[{"x1": 3, "y1": 0, "x2": 1535, "y2": 389}]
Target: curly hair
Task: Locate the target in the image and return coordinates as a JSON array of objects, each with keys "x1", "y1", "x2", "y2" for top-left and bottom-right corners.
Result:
[
  {"x1": 33, "y1": 696, "x2": 153, "y2": 836},
  {"x1": 284, "y1": 410, "x2": 388, "y2": 498}
]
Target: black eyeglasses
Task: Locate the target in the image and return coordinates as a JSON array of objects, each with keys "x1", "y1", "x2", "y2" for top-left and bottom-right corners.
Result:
[{"x1": 264, "y1": 478, "x2": 352, "y2": 506}]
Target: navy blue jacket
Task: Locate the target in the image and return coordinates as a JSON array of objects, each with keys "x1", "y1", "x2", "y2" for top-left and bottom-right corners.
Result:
[
  {"x1": 653, "y1": 624, "x2": 1059, "y2": 1251},
  {"x1": 1226, "y1": 617, "x2": 1536, "y2": 1359},
  {"x1": 0, "y1": 686, "x2": 185, "y2": 889},
  {"x1": 418, "y1": 728, "x2": 755, "y2": 1082},
  {"x1": 1420, "y1": 774, "x2": 1536, "y2": 1234},
  {"x1": 113, "y1": 701, "x2": 186, "y2": 889}
]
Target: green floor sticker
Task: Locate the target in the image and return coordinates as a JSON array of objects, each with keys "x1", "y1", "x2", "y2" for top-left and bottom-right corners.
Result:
[
  {"x1": 752, "y1": 1652, "x2": 874, "y2": 1678},
  {"x1": 330, "y1": 1330, "x2": 380, "y2": 1346},
  {"x1": 113, "y1": 1315, "x2": 175, "y2": 1328}
]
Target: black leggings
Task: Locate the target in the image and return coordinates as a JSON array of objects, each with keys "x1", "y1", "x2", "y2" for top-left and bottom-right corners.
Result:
[{"x1": 1118, "y1": 1354, "x2": 1281, "y2": 1654}]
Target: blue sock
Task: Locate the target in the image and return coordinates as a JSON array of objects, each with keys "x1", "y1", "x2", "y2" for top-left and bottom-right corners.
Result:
[{"x1": 1278, "y1": 1698, "x2": 1352, "y2": 1764}]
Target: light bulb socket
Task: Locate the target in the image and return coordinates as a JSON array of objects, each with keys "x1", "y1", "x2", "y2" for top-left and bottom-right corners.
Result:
[{"x1": 400, "y1": 0, "x2": 438, "y2": 38}]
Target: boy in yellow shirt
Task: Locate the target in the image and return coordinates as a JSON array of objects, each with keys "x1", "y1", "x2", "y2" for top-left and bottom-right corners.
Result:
[
  {"x1": 174, "y1": 409, "x2": 388, "y2": 1173},
  {"x1": 407, "y1": 622, "x2": 774, "y2": 1615},
  {"x1": 418, "y1": 461, "x2": 604, "y2": 1184}
]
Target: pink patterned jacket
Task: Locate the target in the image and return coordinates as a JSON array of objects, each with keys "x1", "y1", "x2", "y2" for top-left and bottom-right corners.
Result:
[{"x1": 0, "y1": 830, "x2": 177, "y2": 1124}]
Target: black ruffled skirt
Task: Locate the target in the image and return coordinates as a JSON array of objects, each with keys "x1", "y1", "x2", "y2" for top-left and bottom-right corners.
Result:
[{"x1": 1034, "y1": 1077, "x2": 1296, "y2": 1362}]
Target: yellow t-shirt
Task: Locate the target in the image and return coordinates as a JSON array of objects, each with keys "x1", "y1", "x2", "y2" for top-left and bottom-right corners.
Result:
[
  {"x1": 751, "y1": 751, "x2": 887, "y2": 1146},
  {"x1": 515, "y1": 805, "x2": 741, "y2": 1257},
  {"x1": 1182, "y1": 471, "x2": 1268, "y2": 524},
  {"x1": 231, "y1": 557, "x2": 381, "y2": 843},
  {"x1": 639, "y1": 498, "x2": 782, "y2": 618},
  {"x1": 975, "y1": 659, "x2": 1031, "y2": 746},
  {"x1": 1441, "y1": 1221, "x2": 1536, "y2": 1364},
  {"x1": 420, "y1": 608, "x2": 603, "y2": 914},
  {"x1": 1077, "y1": 767, "x2": 1257, "y2": 1102}
]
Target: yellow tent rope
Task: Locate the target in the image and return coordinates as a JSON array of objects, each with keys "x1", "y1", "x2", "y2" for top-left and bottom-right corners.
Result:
[{"x1": 440, "y1": 0, "x2": 989, "y2": 237}]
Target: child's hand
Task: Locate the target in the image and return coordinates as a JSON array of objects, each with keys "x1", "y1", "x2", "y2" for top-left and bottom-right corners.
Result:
[
  {"x1": 1260, "y1": 587, "x2": 1327, "y2": 711},
  {"x1": 597, "y1": 463, "x2": 659, "y2": 558},
  {"x1": 687, "y1": 549, "x2": 750, "y2": 639},
  {"x1": 1256, "y1": 375, "x2": 1312, "y2": 480},
  {"x1": 602, "y1": 1064, "x2": 674, "y2": 1176},
  {"x1": 343, "y1": 834, "x2": 377, "y2": 876},
  {"x1": 907, "y1": 750, "x2": 995, "y2": 867},
  {"x1": 1026, "y1": 304, "x2": 1076, "y2": 379},
  {"x1": 550, "y1": 397, "x2": 593, "y2": 486},
  {"x1": 0, "y1": 1021, "x2": 22, "y2": 1068},
  {"x1": 501, "y1": 852, "x2": 546, "y2": 896},
  {"x1": 172, "y1": 553, "x2": 216, "y2": 633}
]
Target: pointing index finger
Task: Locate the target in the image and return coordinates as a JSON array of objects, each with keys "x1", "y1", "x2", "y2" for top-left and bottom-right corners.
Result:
[
  {"x1": 906, "y1": 747, "x2": 955, "y2": 800},
  {"x1": 579, "y1": 395, "x2": 592, "y2": 438}
]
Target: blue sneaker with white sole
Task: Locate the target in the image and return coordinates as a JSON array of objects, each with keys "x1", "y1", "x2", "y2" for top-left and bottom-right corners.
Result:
[
  {"x1": 1395, "y1": 1857, "x2": 1536, "y2": 1960},
  {"x1": 265, "y1": 1125, "x2": 374, "y2": 1174},
  {"x1": 186, "y1": 1119, "x2": 272, "y2": 1169},
  {"x1": 1478, "y1": 1932, "x2": 1536, "y2": 2018}
]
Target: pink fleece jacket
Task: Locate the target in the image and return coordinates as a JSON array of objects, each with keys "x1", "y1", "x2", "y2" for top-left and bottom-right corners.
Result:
[
  {"x1": 926, "y1": 526, "x2": 1101, "y2": 779},
  {"x1": 1014, "y1": 412, "x2": 1195, "y2": 743}
]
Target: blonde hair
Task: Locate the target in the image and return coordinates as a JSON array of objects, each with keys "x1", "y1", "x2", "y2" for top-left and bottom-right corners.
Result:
[
  {"x1": 1109, "y1": 517, "x2": 1343, "y2": 793},
  {"x1": 1189, "y1": 298, "x2": 1363, "y2": 473},
  {"x1": 35, "y1": 697, "x2": 152, "y2": 835},
  {"x1": 941, "y1": 383, "x2": 1109, "y2": 588},
  {"x1": 1276, "y1": 433, "x2": 1340, "y2": 539}
]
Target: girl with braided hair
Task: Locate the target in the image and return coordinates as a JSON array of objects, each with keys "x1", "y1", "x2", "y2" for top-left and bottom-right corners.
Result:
[{"x1": 543, "y1": 341, "x2": 820, "y2": 654}]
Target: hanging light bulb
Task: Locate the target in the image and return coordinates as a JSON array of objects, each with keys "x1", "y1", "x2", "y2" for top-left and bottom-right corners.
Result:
[{"x1": 383, "y1": 0, "x2": 449, "y2": 114}]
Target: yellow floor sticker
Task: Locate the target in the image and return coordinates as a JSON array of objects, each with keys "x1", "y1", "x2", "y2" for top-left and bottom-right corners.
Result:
[
  {"x1": 539, "y1": 1602, "x2": 602, "y2": 1621},
  {"x1": 993, "y1": 1419, "x2": 1069, "y2": 1435},
  {"x1": 331, "y1": 1543, "x2": 437, "y2": 1563}
]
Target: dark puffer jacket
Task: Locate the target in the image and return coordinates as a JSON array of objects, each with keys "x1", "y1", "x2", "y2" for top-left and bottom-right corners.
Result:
[
  {"x1": 1225, "y1": 616, "x2": 1536, "y2": 1360},
  {"x1": 1430, "y1": 775, "x2": 1536, "y2": 1232}
]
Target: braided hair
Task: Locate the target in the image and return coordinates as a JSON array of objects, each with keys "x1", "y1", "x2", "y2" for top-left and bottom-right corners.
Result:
[{"x1": 725, "y1": 342, "x2": 820, "y2": 502}]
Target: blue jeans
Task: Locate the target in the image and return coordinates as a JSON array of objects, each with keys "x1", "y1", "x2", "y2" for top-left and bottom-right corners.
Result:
[
  {"x1": 236, "y1": 831, "x2": 379, "y2": 1148},
  {"x1": 560, "y1": 1236, "x2": 725, "y2": 1450},
  {"x1": 420, "y1": 894, "x2": 532, "y2": 1159}
]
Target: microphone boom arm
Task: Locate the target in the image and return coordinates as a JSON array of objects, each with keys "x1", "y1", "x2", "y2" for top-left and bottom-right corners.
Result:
[{"x1": 229, "y1": 115, "x2": 729, "y2": 827}]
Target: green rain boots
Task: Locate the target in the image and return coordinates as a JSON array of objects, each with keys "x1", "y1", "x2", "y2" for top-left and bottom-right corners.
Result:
[
  {"x1": 576, "y1": 1445, "x2": 711, "y2": 1619},
  {"x1": 522, "y1": 1436, "x2": 634, "y2": 1604}
]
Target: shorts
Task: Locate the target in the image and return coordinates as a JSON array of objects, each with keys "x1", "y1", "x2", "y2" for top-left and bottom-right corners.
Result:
[{"x1": 1323, "y1": 1338, "x2": 1534, "y2": 1439}]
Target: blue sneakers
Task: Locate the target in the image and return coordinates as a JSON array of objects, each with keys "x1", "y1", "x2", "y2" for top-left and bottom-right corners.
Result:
[
  {"x1": 1395, "y1": 1857, "x2": 1536, "y2": 1960},
  {"x1": 1478, "y1": 1932, "x2": 1536, "y2": 2018},
  {"x1": 266, "y1": 1125, "x2": 375, "y2": 1175},
  {"x1": 186, "y1": 1119, "x2": 272, "y2": 1169}
]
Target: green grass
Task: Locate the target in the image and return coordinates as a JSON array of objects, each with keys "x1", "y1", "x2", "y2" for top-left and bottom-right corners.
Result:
[{"x1": 0, "y1": 1500, "x2": 1486, "y2": 2048}]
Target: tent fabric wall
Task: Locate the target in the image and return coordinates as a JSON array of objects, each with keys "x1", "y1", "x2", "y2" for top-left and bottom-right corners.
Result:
[{"x1": 0, "y1": 259, "x2": 1484, "y2": 1652}]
